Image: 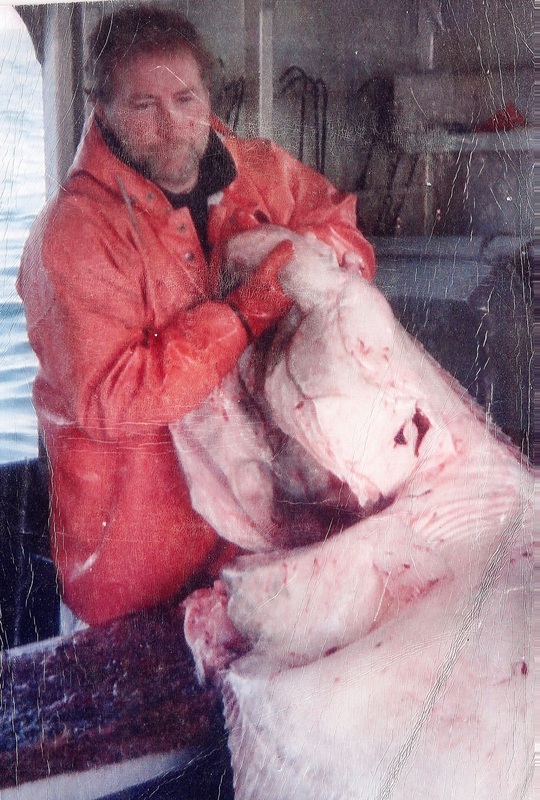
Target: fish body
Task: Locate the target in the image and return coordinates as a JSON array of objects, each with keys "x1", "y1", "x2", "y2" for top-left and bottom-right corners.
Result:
[{"x1": 176, "y1": 230, "x2": 532, "y2": 799}]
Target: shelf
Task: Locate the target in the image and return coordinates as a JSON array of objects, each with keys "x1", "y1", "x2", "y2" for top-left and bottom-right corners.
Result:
[{"x1": 395, "y1": 128, "x2": 531, "y2": 155}]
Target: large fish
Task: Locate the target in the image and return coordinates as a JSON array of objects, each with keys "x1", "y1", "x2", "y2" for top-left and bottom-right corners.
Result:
[{"x1": 172, "y1": 229, "x2": 532, "y2": 800}]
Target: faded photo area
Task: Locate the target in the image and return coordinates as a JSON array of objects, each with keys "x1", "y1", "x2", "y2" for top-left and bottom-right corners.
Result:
[{"x1": 0, "y1": 2, "x2": 533, "y2": 799}]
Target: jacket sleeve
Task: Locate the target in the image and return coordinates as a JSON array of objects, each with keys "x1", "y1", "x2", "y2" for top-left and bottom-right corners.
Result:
[
  {"x1": 19, "y1": 205, "x2": 252, "y2": 441},
  {"x1": 229, "y1": 138, "x2": 376, "y2": 280}
]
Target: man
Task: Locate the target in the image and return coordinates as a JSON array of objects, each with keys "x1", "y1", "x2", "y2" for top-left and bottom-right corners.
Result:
[{"x1": 17, "y1": 7, "x2": 375, "y2": 625}]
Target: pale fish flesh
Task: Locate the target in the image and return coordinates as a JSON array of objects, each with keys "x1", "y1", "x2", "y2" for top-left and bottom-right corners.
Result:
[{"x1": 175, "y1": 230, "x2": 532, "y2": 800}]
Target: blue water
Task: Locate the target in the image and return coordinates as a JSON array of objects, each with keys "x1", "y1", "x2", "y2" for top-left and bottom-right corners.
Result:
[{"x1": 0, "y1": 27, "x2": 45, "y2": 464}]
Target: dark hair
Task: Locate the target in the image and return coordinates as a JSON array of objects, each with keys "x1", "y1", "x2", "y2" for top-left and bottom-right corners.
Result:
[{"x1": 86, "y1": 6, "x2": 215, "y2": 103}]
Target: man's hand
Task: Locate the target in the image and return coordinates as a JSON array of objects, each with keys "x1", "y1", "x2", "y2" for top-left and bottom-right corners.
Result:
[
  {"x1": 226, "y1": 239, "x2": 295, "y2": 340},
  {"x1": 221, "y1": 225, "x2": 303, "y2": 294},
  {"x1": 223, "y1": 227, "x2": 370, "y2": 334}
]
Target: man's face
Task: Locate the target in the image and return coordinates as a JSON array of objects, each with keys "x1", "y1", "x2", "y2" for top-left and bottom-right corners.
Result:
[{"x1": 96, "y1": 49, "x2": 211, "y2": 194}]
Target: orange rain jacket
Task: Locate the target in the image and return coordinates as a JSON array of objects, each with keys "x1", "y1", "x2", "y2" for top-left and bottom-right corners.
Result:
[{"x1": 17, "y1": 117, "x2": 375, "y2": 625}]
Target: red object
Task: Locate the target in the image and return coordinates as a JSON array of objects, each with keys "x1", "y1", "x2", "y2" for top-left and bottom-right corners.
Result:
[
  {"x1": 227, "y1": 240, "x2": 295, "y2": 338},
  {"x1": 17, "y1": 116, "x2": 374, "y2": 625},
  {"x1": 475, "y1": 102, "x2": 526, "y2": 132}
]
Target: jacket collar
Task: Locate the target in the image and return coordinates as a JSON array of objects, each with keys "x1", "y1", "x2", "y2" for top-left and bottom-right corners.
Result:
[{"x1": 67, "y1": 112, "x2": 236, "y2": 214}]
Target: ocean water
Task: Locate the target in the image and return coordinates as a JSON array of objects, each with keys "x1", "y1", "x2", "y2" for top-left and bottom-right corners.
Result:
[{"x1": 0, "y1": 26, "x2": 45, "y2": 464}]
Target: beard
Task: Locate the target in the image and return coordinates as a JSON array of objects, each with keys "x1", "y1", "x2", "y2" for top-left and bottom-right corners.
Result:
[
  {"x1": 97, "y1": 116, "x2": 209, "y2": 194},
  {"x1": 128, "y1": 138, "x2": 208, "y2": 193}
]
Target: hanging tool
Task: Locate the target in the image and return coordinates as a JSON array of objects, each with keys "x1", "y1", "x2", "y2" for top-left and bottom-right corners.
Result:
[
  {"x1": 313, "y1": 77, "x2": 328, "y2": 173},
  {"x1": 278, "y1": 66, "x2": 328, "y2": 174},
  {"x1": 213, "y1": 59, "x2": 245, "y2": 134},
  {"x1": 222, "y1": 77, "x2": 246, "y2": 132}
]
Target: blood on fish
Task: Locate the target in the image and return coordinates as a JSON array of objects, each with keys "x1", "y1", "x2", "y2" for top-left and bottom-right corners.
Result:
[
  {"x1": 412, "y1": 408, "x2": 431, "y2": 456},
  {"x1": 521, "y1": 661, "x2": 527, "y2": 675},
  {"x1": 394, "y1": 426, "x2": 407, "y2": 446},
  {"x1": 355, "y1": 339, "x2": 371, "y2": 355}
]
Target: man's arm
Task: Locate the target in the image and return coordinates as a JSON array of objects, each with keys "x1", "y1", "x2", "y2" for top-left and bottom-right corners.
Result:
[
  {"x1": 18, "y1": 203, "x2": 291, "y2": 440},
  {"x1": 225, "y1": 137, "x2": 376, "y2": 279}
]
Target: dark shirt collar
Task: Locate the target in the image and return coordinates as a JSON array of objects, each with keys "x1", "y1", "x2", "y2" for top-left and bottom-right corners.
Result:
[{"x1": 161, "y1": 130, "x2": 236, "y2": 208}]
